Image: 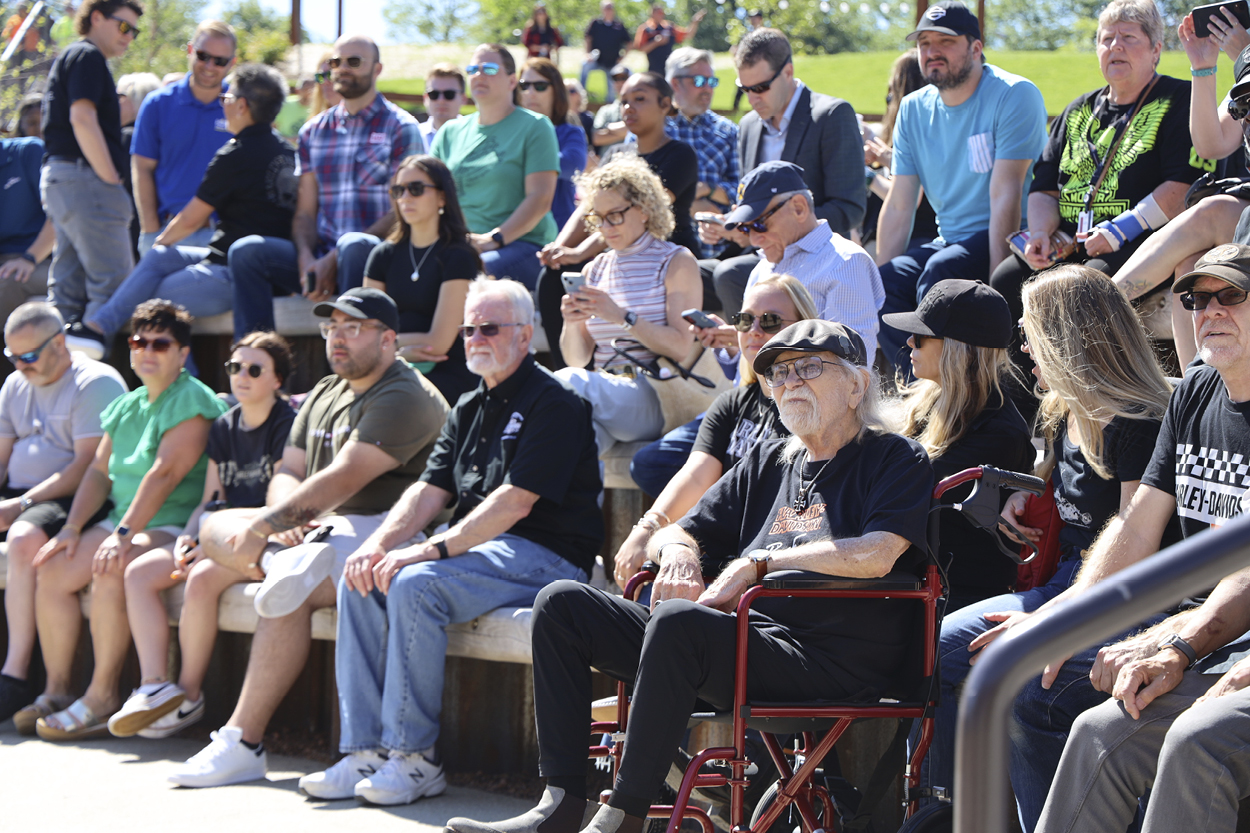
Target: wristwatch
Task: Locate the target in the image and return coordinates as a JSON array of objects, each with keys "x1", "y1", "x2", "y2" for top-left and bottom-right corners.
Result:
[
  {"x1": 115, "y1": 524, "x2": 132, "y2": 538},
  {"x1": 621, "y1": 310, "x2": 638, "y2": 330},
  {"x1": 434, "y1": 539, "x2": 450, "y2": 560},
  {"x1": 18, "y1": 495, "x2": 33, "y2": 512},
  {"x1": 748, "y1": 550, "x2": 772, "y2": 584},
  {"x1": 490, "y1": 230, "x2": 506, "y2": 248},
  {"x1": 1158, "y1": 633, "x2": 1198, "y2": 669},
  {"x1": 18, "y1": 252, "x2": 36, "y2": 264}
]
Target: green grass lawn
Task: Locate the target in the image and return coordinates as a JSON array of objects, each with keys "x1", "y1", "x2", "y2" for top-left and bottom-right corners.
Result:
[{"x1": 380, "y1": 49, "x2": 1236, "y2": 118}]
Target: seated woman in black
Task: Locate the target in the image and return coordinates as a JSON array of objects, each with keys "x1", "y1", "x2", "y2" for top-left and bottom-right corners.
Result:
[{"x1": 364, "y1": 154, "x2": 481, "y2": 403}]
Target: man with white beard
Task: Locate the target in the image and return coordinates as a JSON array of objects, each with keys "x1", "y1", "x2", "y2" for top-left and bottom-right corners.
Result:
[{"x1": 299, "y1": 278, "x2": 603, "y2": 806}]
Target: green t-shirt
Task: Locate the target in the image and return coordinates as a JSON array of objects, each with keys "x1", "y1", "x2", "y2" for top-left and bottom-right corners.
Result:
[
  {"x1": 274, "y1": 95, "x2": 308, "y2": 141},
  {"x1": 99, "y1": 370, "x2": 229, "y2": 529},
  {"x1": 431, "y1": 106, "x2": 560, "y2": 248},
  {"x1": 289, "y1": 358, "x2": 449, "y2": 515}
]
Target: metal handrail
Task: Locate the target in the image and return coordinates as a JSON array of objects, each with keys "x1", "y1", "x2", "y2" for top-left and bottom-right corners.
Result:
[{"x1": 954, "y1": 512, "x2": 1250, "y2": 833}]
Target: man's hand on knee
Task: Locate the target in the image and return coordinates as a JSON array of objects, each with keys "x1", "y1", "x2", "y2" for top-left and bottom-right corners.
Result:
[
  {"x1": 344, "y1": 541, "x2": 388, "y2": 596},
  {"x1": 1112, "y1": 651, "x2": 1187, "y2": 719},
  {"x1": 1195, "y1": 656, "x2": 1250, "y2": 706},
  {"x1": 1091, "y1": 631, "x2": 1162, "y2": 694}
]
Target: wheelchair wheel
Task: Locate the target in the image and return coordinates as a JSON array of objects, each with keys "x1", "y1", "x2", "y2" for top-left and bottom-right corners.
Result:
[
  {"x1": 894, "y1": 802, "x2": 952, "y2": 833},
  {"x1": 748, "y1": 778, "x2": 837, "y2": 833}
]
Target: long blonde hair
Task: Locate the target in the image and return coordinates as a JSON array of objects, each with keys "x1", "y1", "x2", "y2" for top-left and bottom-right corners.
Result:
[{"x1": 1022, "y1": 265, "x2": 1171, "y2": 479}]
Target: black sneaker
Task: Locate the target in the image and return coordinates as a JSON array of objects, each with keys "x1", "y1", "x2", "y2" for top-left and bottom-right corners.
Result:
[
  {"x1": 64, "y1": 321, "x2": 107, "y2": 360},
  {"x1": 0, "y1": 674, "x2": 33, "y2": 724}
]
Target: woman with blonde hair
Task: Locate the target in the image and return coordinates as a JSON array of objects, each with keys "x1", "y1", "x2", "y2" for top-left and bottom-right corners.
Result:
[
  {"x1": 556, "y1": 155, "x2": 701, "y2": 454},
  {"x1": 309, "y1": 50, "x2": 342, "y2": 117}
]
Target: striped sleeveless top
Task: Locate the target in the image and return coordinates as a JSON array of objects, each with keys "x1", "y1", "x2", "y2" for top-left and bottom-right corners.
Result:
[{"x1": 585, "y1": 232, "x2": 681, "y2": 369}]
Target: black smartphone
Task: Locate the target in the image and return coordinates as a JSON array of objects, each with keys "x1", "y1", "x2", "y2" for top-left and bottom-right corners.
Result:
[
  {"x1": 304, "y1": 269, "x2": 318, "y2": 295},
  {"x1": 1194, "y1": 0, "x2": 1250, "y2": 36},
  {"x1": 682, "y1": 308, "x2": 719, "y2": 329}
]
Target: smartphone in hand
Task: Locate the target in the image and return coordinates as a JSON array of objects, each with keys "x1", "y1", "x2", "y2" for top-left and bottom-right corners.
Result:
[
  {"x1": 1194, "y1": 0, "x2": 1250, "y2": 36},
  {"x1": 561, "y1": 271, "x2": 586, "y2": 295},
  {"x1": 682, "y1": 308, "x2": 719, "y2": 329}
]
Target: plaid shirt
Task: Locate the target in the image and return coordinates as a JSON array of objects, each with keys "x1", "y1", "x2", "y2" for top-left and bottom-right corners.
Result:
[
  {"x1": 296, "y1": 94, "x2": 423, "y2": 254},
  {"x1": 665, "y1": 110, "x2": 739, "y2": 257}
]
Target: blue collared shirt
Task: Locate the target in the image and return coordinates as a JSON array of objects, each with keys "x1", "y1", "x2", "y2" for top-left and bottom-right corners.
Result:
[{"x1": 665, "y1": 109, "x2": 740, "y2": 257}]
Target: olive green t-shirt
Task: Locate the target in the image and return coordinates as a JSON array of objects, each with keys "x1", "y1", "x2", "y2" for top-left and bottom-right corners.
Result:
[{"x1": 289, "y1": 358, "x2": 449, "y2": 515}]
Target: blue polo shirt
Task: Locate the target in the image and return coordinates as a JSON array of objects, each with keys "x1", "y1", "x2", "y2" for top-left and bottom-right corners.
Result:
[
  {"x1": 0, "y1": 137, "x2": 46, "y2": 254},
  {"x1": 130, "y1": 76, "x2": 232, "y2": 220}
]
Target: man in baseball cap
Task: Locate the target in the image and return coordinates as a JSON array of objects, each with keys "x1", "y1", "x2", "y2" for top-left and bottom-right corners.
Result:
[
  {"x1": 313, "y1": 286, "x2": 401, "y2": 334},
  {"x1": 907, "y1": 0, "x2": 982, "y2": 42}
]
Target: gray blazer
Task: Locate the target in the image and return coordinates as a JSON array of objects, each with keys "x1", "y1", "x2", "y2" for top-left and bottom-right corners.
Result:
[{"x1": 738, "y1": 85, "x2": 866, "y2": 238}]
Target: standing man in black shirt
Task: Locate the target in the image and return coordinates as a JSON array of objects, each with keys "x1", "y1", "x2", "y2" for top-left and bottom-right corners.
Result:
[
  {"x1": 581, "y1": 0, "x2": 631, "y2": 103},
  {"x1": 40, "y1": 0, "x2": 142, "y2": 348},
  {"x1": 299, "y1": 278, "x2": 602, "y2": 807},
  {"x1": 446, "y1": 320, "x2": 933, "y2": 833}
]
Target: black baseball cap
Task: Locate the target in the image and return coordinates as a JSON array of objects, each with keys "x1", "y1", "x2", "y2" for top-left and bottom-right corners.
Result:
[
  {"x1": 1174, "y1": 244, "x2": 1250, "y2": 294},
  {"x1": 723, "y1": 161, "x2": 808, "y2": 229},
  {"x1": 881, "y1": 279, "x2": 1012, "y2": 348},
  {"x1": 906, "y1": 1, "x2": 982, "y2": 42},
  {"x1": 1232, "y1": 46, "x2": 1250, "y2": 102},
  {"x1": 753, "y1": 320, "x2": 868, "y2": 374},
  {"x1": 313, "y1": 287, "x2": 400, "y2": 333}
]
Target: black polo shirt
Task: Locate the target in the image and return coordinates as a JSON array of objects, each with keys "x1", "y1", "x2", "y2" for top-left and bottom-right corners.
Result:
[{"x1": 419, "y1": 355, "x2": 603, "y2": 574}]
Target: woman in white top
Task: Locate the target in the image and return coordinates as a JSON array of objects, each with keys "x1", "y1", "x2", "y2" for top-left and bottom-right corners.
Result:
[{"x1": 557, "y1": 156, "x2": 701, "y2": 453}]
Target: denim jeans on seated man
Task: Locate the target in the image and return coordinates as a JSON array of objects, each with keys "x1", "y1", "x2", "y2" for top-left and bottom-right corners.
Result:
[
  {"x1": 137, "y1": 225, "x2": 215, "y2": 259},
  {"x1": 87, "y1": 245, "x2": 232, "y2": 338}
]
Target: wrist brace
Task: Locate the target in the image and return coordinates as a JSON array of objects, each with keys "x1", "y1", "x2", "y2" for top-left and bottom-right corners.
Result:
[{"x1": 1091, "y1": 193, "x2": 1169, "y2": 252}]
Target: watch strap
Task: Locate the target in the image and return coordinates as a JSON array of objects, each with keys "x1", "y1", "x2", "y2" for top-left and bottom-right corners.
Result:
[
  {"x1": 491, "y1": 230, "x2": 506, "y2": 247},
  {"x1": 1159, "y1": 633, "x2": 1198, "y2": 669},
  {"x1": 115, "y1": 524, "x2": 131, "y2": 538},
  {"x1": 18, "y1": 252, "x2": 37, "y2": 264},
  {"x1": 748, "y1": 550, "x2": 772, "y2": 584},
  {"x1": 435, "y1": 539, "x2": 450, "y2": 560}
]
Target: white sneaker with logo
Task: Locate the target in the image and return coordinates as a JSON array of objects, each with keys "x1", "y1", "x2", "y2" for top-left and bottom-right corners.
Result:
[
  {"x1": 167, "y1": 726, "x2": 267, "y2": 788},
  {"x1": 299, "y1": 749, "x2": 388, "y2": 800},
  {"x1": 138, "y1": 695, "x2": 204, "y2": 738},
  {"x1": 355, "y1": 751, "x2": 446, "y2": 805}
]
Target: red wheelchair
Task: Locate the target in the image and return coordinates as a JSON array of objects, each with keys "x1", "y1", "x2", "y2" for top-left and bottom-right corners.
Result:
[{"x1": 589, "y1": 465, "x2": 1045, "y2": 833}]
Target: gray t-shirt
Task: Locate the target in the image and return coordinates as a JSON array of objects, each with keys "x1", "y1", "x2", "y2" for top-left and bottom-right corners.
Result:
[{"x1": 0, "y1": 354, "x2": 127, "y2": 489}]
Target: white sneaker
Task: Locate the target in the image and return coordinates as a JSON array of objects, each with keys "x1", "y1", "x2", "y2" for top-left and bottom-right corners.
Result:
[
  {"x1": 254, "y1": 541, "x2": 336, "y2": 619},
  {"x1": 355, "y1": 751, "x2": 446, "y2": 805},
  {"x1": 108, "y1": 682, "x2": 185, "y2": 737},
  {"x1": 138, "y1": 695, "x2": 204, "y2": 738},
  {"x1": 299, "y1": 749, "x2": 388, "y2": 799},
  {"x1": 167, "y1": 726, "x2": 267, "y2": 787}
]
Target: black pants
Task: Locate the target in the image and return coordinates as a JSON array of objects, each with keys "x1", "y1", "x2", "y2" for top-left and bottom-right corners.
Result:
[
  {"x1": 536, "y1": 263, "x2": 590, "y2": 370},
  {"x1": 532, "y1": 581, "x2": 871, "y2": 818}
]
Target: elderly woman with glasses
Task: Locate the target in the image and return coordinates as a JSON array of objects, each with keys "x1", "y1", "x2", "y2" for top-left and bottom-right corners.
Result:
[
  {"x1": 555, "y1": 156, "x2": 702, "y2": 454},
  {"x1": 13, "y1": 300, "x2": 227, "y2": 742}
]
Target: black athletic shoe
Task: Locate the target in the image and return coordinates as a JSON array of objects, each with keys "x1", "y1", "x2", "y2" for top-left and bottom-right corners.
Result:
[
  {"x1": 64, "y1": 321, "x2": 107, "y2": 360},
  {"x1": 0, "y1": 674, "x2": 34, "y2": 724}
]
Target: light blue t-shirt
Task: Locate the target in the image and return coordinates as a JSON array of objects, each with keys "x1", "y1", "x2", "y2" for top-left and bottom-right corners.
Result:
[{"x1": 892, "y1": 63, "x2": 1047, "y2": 245}]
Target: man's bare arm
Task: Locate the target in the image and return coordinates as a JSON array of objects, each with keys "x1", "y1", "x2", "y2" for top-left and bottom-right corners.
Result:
[{"x1": 251, "y1": 441, "x2": 399, "y2": 535}]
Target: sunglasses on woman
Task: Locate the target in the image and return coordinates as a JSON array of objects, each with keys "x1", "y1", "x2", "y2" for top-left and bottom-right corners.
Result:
[
  {"x1": 730, "y1": 312, "x2": 794, "y2": 334},
  {"x1": 586, "y1": 204, "x2": 636, "y2": 229},
  {"x1": 518, "y1": 81, "x2": 551, "y2": 92},
  {"x1": 390, "y1": 181, "x2": 442, "y2": 199},
  {"x1": 315, "y1": 70, "x2": 330, "y2": 83},
  {"x1": 675, "y1": 74, "x2": 719, "y2": 88},
  {"x1": 327, "y1": 55, "x2": 364, "y2": 69},
  {"x1": 425, "y1": 89, "x2": 460, "y2": 100},
  {"x1": 458, "y1": 322, "x2": 524, "y2": 339},
  {"x1": 1180, "y1": 286, "x2": 1250, "y2": 310},
  {"x1": 736, "y1": 56, "x2": 790, "y2": 95},
  {"x1": 130, "y1": 335, "x2": 175, "y2": 352},
  {"x1": 224, "y1": 361, "x2": 265, "y2": 378},
  {"x1": 108, "y1": 15, "x2": 141, "y2": 36},
  {"x1": 733, "y1": 195, "x2": 793, "y2": 234},
  {"x1": 195, "y1": 49, "x2": 231, "y2": 67},
  {"x1": 466, "y1": 63, "x2": 501, "y2": 76}
]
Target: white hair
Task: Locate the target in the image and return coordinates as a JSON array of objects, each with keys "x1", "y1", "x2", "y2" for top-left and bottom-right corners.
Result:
[
  {"x1": 5, "y1": 302, "x2": 64, "y2": 339},
  {"x1": 467, "y1": 277, "x2": 534, "y2": 325}
]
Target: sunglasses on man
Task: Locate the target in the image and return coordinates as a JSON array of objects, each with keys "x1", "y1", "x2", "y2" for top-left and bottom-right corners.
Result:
[
  {"x1": 1180, "y1": 285, "x2": 1250, "y2": 311},
  {"x1": 675, "y1": 74, "x2": 719, "y2": 88},
  {"x1": 730, "y1": 195, "x2": 794, "y2": 234},
  {"x1": 736, "y1": 56, "x2": 791, "y2": 95},
  {"x1": 108, "y1": 14, "x2": 140, "y2": 37},
  {"x1": 425, "y1": 89, "x2": 461, "y2": 100},
  {"x1": 327, "y1": 55, "x2": 365, "y2": 70},
  {"x1": 466, "y1": 63, "x2": 501, "y2": 76},
  {"x1": 195, "y1": 49, "x2": 231, "y2": 67}
]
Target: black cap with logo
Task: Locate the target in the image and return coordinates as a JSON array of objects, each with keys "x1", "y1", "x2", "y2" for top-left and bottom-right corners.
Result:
[
  {"x1": 313, "y1": 287, "x2": 401, "y2": 333},
  {"x1": 906, "y1": 1, "x2": 982, "y2": 42}
]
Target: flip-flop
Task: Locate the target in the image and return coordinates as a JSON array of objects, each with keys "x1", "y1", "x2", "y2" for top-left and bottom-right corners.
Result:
[
  {"x1": 12, "y1": 693, "x2": 74, "y2": 736},
  {"x1": 35, "y1": 698, "x2": 112, "y2": 741}
]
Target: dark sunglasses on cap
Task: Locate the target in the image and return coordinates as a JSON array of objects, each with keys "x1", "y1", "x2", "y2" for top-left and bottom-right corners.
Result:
[
  {"x1": 1180, "y1": 285, "x2": 1250, "y2": 310},
  {"x1": 466, "y1": 62, "x2": 501, "y2": 76},
  {"x1": 130, "y1": 334, "x2": 176, "y2": 352},
  {"x1": 425, "y1": 89, "x2": 460, "y2": 100},
  {"x1": 734, "y1": 195, "x2": 793, "y2": 234},
  {"x1": 195, "y1": 49, "x2": 231, "y2": 67},
  {"x1": 730, "y1": 312, "x2": 794, "y2": 334},
  {"x1": 225, "y1": 360, "x2": 265, "y2": 378},
  {"x1": 675, "y1": 74, "x2": 719, "y2": 88},
  {"x1": 3, "y1": 331, "x2": 58, "y2": 365},
  {"x1": 458, "y1": 322, "x2": 523, "y2": 339},
  {"x1": 327, "y1": 55, "x2": 365, "y2": 69},
  {"x1": 390, "y1": 181, "x2": 442, "y2": 199},
  {"x1": 736, "y1": 56, "x2": 790, "y2": 95},
  {"x1": 518, "y1": 80, "x2": 551, "y2": 92},
  {"x1": 108, "y1": 14, "x2": 140, "y2": 37}
]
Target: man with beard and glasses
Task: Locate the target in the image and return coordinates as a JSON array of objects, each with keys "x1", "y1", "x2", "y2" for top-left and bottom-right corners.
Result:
[
  {"x1": 228, "y1": 34, "x2": 423, "y2": 339},
  {"x1": 444, "y1": 319, "x2": 932, "y2": 833},
  {"x1": 168, "y1": 287, "x2": 448, "y2": 789},
  {"x1": 298, "y1": 278, "x2": 601, "y2": 806},
  {"x1": 874, "y1": 0, "x2": 1046, "y2": 376}
]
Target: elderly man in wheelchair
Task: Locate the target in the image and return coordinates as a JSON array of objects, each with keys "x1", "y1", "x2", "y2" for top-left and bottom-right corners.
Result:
[{"x1": 445, "y1": 320, "x2": 938, "y2": 833}]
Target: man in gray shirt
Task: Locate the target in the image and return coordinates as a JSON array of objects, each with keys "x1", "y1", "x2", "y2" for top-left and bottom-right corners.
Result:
[{"x1": 0, "y1": 302, "x2": 126, "y2": 725}]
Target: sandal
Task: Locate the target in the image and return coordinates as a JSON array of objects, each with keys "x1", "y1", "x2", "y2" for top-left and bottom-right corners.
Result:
[
  {"x1": 35, "y1": 697, "x2": 112, "y2": 741},
  {"x1": 12, "y1": 693, "x2": 74, "y2": 736}
]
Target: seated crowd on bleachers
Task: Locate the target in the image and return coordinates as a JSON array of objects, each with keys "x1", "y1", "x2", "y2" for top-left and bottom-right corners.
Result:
[{"x1": 12, "y1": 0, "x2": 1250, "y2": 829}]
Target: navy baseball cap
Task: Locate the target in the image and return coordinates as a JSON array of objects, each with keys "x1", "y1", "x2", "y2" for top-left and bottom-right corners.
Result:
[
  {"x1": 314, "y1": 287, "x2": 400, "y2": 333},
  {"x1": 907, "y1": 1, "x2": 982, "y2": 42},
  {"x1": 723, "y1": 161, "x2": 808, "y2": 229}
]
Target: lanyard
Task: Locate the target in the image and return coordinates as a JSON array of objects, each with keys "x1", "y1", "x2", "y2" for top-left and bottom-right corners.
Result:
[{"x1": 1082, "y1": 74, "x2": 1159, "y2": 213}]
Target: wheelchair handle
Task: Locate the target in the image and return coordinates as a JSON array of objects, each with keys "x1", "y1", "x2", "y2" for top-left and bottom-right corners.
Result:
[{"x1": 933, "y1": 466, "x2": 1045, "y2": 500}]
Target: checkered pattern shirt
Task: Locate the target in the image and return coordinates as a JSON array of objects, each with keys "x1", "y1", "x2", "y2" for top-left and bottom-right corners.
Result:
[
  {"x1": 296, "y1": 94, "x2": 423, "y2": 254},
  {"x1": 665, "y1": 110, "x2": 739, "y2": 257}
]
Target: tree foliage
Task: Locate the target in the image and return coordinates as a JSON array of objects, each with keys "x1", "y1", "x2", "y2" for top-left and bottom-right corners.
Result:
[
  {"x1": 113, "y1": 0, "x2": 205, "y2": 77},
  {"x1": 384, "y1": 0, "x2": 476, "y2": 43}
]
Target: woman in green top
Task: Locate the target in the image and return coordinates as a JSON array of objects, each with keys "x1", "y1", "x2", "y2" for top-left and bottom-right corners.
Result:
[{"x1": 18, "y1": 300, "x2": 227, "y2": 741}]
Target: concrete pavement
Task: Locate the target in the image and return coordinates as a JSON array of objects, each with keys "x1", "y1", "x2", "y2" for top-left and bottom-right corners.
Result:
[{"x1": 0, "y1": 725, "x2": 532, "y2": 832}]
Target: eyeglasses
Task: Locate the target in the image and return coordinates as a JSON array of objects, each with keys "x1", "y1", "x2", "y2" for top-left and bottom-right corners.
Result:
[
  {"x1": 390, "y1": 181, "x2": 441, "y2": 199},
  {"x1": 425, "y1": 89, "x2": 460, "y2": 100},
  {"x1": 319, "y1": 321, "x2": 381, "y2": 339},
  {"x1": 1016, "y1": 321, "x2": 1030, "y2": 351},
  {"x1": 466, "y1": 63, "x2": 501, "y2": 76},
  {"x1": 518, "y1": 80, "x2": 551, "y2": 92},
  {"x1": 108, "y1": 15, "x2": 140, "y2": 37},
  {"x1": 1180, "y1": 286, "x2": 1250, "y2": 311},
  {"x1": 224, "y1": 360, "x2": 266, "y2": 378},
  {"x1": 195, "y1": 49, "x2": 232, "y2": 67},
  {"x1": 458, "y1": 322, "x2": 523, "y2": 339},
  {"x1": 674, "y1": 74, "x2": 719, "y2": 88},
  {"x1": 129, "y1": 334, "x2": 176, "y2": 352},
  {"x1": 733, "y1": 195, "x2": 793, "y2": 234},
  {"x1": 736, "y1": 56, "x2": 791, "y2": 95},
  {"x1": 218, "y1": 92, "x2": 238, "y2": 104},
  {"x1": 327, "y1": 55, "x2": 364, "y2": 69},
  {"x1": 3, "y1": 332, "x2": 58, "y2": 365},
  {"x1": 586, "y1": 204, "x2": 636, "y2": 229},
  {"x1": 730, "y1": 312, "x2": 794, "y2": 334},
  {"x1": 762, "y1": 355, "x2": 841, "y2": 388},
  {"x1": 315, "y1": 70, "x2": 330, "y2": 84}
]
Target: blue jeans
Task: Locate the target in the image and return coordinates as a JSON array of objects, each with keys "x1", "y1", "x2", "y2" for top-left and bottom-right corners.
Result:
[
  {"x1": 335, "y1": 231, "x2": 381, "y2": 294},
  {"x1": 481, "y1": 239, "x2": 543, "y2": 290},
  {"x1": 335, "y1": 533, "x2": 587, "y2": 754},
  {"x1": 88, "y1": 245, "x2": 231, "y2": 336},
  {"x1": 877, "y1": 231, "x2": 992, "y2": 375},
  {"x1": 228, "y1": 235, "x2": 301, "y2": 340},
  {"x1": 629, "y1": 417, "x2": 703, "y2": 497},
  {"x1": 138, "y1": 225, "x2": 214, "y2": 258},
  {"x1": 580, "y1": 60, "x2": 619, "y2": 102}
]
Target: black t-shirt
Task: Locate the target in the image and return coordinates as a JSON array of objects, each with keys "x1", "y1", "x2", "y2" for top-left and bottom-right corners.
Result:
[
  {"x1": 196, "y1": 123, "x2": 298, "y2": 266},
  {"x1": 42, "y1": 40, "x2": 126, "y2": 176},
  {"x1": 929, "y1": 396, "x2": 1035, "y2": 596},
  {"x1": 679, "y1": 432, "x2": 933, "y2": 696},
  {"x1": 692, "y1": 383, "x2": 788, "y2": 470},
  {"x1": 1143, "y1": 364, "x2": 1250, "y2": 536},
  {"x1": 585, "y1": 17, "x2": 631, "y2": 65},
  {"x1": 419, "y1": 356, "x2": 604, "y2": 574},
  {"x1": 639, "y1": 21, "x2": 677, "y2": 74},
  {"x1": 602, "y1": 140, "x2": 700, "y2": 254},
  {"x1": 1031, "y1": 76, "x2": 1204, "y2": 234},
  {"x1": 206, "y1": 400, "x2": 297, "y2": 509},
  {"x1": 364, "y1": 236, "x2": 478, "y2": 404}
]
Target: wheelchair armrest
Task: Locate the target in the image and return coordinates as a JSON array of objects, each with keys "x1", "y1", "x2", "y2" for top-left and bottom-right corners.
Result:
[{"x1": 760, "y1": 569, "x2": 923, "y2": 592}]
